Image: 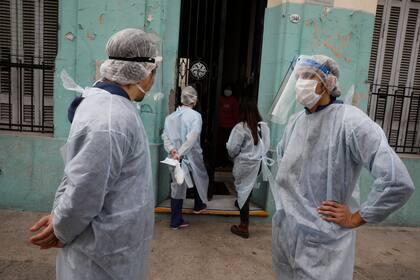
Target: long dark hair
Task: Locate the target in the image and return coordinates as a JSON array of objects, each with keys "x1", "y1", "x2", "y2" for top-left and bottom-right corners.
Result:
[{"x1": 239, "y1": 98, "x2": 262, "y2": 145}]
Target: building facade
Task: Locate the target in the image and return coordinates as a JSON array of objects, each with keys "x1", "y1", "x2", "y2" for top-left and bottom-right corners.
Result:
[{"x1": 0, "y1": 0, "x2": 419, "y2": 225}]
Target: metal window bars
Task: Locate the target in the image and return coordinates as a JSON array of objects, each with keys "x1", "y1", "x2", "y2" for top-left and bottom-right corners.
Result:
[
  {"x1": 0, "y1": 55, "x2": 54, "y2": 133},
  {"x1": 368, "y1": 83, "x2": 420, "y2": 154}
]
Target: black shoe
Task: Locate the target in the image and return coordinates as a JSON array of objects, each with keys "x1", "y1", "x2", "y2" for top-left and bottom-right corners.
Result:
[{"x1": 231, "y1": 224, "x2": 249, "y2": 239}]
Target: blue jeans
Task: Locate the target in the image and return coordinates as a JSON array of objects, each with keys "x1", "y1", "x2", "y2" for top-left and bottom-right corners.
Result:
[{"x1": 171, "y1": 187, "x2": 206, "y2": 227}]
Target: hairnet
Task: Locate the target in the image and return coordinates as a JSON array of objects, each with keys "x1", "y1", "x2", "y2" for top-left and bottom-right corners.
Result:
[
  {"x1": 181, "y1": 86, "x2": 198, "y2": 105},
  {"x1": 296, "y1": 55, "x2": 341, "y2": 97},
  {"x1": 100, "y1": 28, "x2": 160, "y2": 85}
]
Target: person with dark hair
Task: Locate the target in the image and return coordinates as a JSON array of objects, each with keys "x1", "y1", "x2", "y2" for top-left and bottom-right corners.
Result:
[{"x1": 226, "y1": 98, "x2": 270, "y2": 238}]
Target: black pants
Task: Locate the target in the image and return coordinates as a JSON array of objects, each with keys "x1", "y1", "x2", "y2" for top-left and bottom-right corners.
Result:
[
  {"x1": 239, "y1": 166, "x2": 261, "y2": 225},
  {"x1": 239, "y1": 192, "x2": 252, "y2": 225}
]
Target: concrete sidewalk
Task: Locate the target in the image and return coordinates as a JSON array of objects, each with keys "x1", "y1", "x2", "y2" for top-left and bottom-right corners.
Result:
[{"x1": 1, "y1": 210, "x2": 419, "y2": 280}]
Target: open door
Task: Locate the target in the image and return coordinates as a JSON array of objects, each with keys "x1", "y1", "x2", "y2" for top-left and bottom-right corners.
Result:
[
  {"x1": 176, "y1": 0, "x2": 228, "y2": 200},
  {"x1": 175, "y1": 0, "x2": 268, "y2": 210}
]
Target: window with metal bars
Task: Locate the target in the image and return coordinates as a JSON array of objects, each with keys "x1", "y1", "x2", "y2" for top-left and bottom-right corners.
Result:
[
  {"x1": 368, "y1": 0, "x2": 420, "y2": 154},
  {"x1": 0, "y1": 0, "x2": 58, "y2": 133}
]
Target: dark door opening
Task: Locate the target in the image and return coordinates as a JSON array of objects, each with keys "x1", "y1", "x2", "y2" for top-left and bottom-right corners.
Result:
[{"x1": 176, "y1": 0, "x2": 267, "y2": 200}]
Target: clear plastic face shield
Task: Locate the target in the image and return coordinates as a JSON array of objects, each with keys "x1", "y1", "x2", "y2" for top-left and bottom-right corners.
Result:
[
  {"x1": 270, "y1": 55, "x2": 334, "y2": 124},
  {"x1": 269, "y1": 55, "x2": 355, "y2": 124},
  {"x1": 138, "y1": 56, "x2": 165, "y2": 102},
  {"x1": 148, "y1": 56, "x2": 163, "y2": 73}
]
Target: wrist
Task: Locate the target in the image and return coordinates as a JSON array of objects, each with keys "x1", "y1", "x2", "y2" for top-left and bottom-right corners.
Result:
[{"x1": 350, "y1": 211, "x2": 366, "y2": 228}]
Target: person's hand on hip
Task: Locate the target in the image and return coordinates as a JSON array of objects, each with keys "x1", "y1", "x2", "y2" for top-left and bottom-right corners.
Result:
[{"x1": 318, "y1": 200, "x2": 366, "y2": 228}]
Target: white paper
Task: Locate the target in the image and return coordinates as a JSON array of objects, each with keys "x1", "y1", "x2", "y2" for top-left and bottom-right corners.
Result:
[{"x1": 160, "y1": 157, "x2": 179, "y2": 167}]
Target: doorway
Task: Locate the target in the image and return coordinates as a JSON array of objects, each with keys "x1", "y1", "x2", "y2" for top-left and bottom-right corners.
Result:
[{"x1": 175, "y1": 0, "x2": 267, "y2": 209}]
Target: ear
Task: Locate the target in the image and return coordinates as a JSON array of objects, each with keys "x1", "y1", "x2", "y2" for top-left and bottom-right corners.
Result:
[{"x1": 326, "y1": 75, "x2": 337, "y2": 90}]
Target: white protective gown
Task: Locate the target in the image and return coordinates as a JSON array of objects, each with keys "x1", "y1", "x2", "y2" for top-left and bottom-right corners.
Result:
[
  {"x1": 53, "y1": 87, "x2": 154, "y2": 280},
  {"x1": 226, "y1": 122, "x2": 270, "y2": 209},
  {"x1": 272, "y1": 103, "x2": 414, "y2": 280},
  {"x1": 162, "y1": 106, "x2": 209, "y2": 203}
]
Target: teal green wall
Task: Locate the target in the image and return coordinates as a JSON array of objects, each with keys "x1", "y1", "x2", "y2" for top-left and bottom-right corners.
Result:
[
  {"x1": 54, "y1": 0, "x2": 180, "y2": 143},
  {"x1": 0, "y1": 0, "x2": 180, "y2": 211},
  {"x1": 0, "y1": 0, "x2": 419, "y2": 226},
  {"x1": 259, "y1": 2, "x2": 420, "y2": 226},
  {"x1": 359, "y1": 158, "x2": 420, "y2": 226},
  {"x1": 0, "y1": 135, "x2": 65, "y2": 211},
  {"x1": 155, "y1": 0, "x2": 181, "y2": 204},
  {"x1": 259, "y1": 3, "x2": 375, "y2": 143}
]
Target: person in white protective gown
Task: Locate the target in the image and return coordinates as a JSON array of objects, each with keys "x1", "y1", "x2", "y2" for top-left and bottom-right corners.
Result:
[
  {"x1": 226, "y1": 98, "x2": 270, "y2": 238},
  {"x1": 270, "y1": 54, "x2": 415, "y2": 280},
  {"x1": 162, "y1": 86, "x2": 209, "y2": 229},
  {"x1": 29, "y1": 28, "x2": 161, "y2": 280}
]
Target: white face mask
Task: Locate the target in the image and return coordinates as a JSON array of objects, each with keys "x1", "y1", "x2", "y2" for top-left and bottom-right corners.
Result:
[
  {"x1": 295, "y1": 79, "x2": 322, "y2": 109},
  {"x1": 224, "y1": 89, "x2": 232, "y2": 97}
]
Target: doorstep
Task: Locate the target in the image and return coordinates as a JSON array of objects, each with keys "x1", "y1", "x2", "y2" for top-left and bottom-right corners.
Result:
[{"x1": 155, "y1": 195, "x2": 270, "y2": 217}]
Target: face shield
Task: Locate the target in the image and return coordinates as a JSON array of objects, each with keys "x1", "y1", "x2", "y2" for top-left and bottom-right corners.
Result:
[{"x1": 269, "y1": 55, "x2": 342, "y2": 124}]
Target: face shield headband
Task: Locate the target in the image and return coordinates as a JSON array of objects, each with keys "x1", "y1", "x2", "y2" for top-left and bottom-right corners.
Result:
[
  {"x1": 108, "y1": 56, "x2": 163, "y2": 64},
  {"x1": 296, "y1": 58, "x2": 331, "y2": 76}
]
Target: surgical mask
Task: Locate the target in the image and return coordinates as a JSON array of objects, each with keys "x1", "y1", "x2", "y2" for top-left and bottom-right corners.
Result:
[
  {"x1": 136, "y1": 84, "x2": 148, "y2": 95},
  {"x1": 224, "y1": 89, "x2": 232, "y2": 97},
  {"x1": 295, "y1": 79, "x2": 322, "y2": 109}
]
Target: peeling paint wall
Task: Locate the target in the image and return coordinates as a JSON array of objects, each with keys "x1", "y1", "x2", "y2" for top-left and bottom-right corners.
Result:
[
  {"x1": 258, "y1": 1, "x2": 375, "y2": 145},
  {"x1": 1, "y1": 0, "x2": 418, "y2": 226},
  {"x1": 267, "y1": 0, "x2": 377, "y2": 14},
  {"x1": 0, "y1": 0, "x2": 180, "y2": 211},
  {"x1": 259, "y1": 0, "x2": 420, "y2": 226}
]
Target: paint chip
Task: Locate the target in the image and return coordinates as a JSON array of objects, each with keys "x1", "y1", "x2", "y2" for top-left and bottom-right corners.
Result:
[
  {"x1": 153, "y1": 92, "x2": 164, "y2": 102},
  {"x1": 147, "y1": 14, "x2": 154, "y2": 22},
  {"x1": 140, "y1": 104, "x2": 154, "y2": 114},
  {"x1": 87, "y1": 32, "x2": 96, "y2": 41},
  {"x1": 99, "y1": 14, "x2": 105, "y2": 24},
  {"x1": 65, "y1": 32, "x2": 74, "y2": 41}
]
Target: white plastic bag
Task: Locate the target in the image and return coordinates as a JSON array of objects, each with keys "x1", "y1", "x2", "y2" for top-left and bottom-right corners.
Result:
[
  {"x1": 160, "y1": 157, "x2": 185, "y2": 185},
  {"x1": 174, "y1": 162, "x2": 185, "y2": 185}
]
